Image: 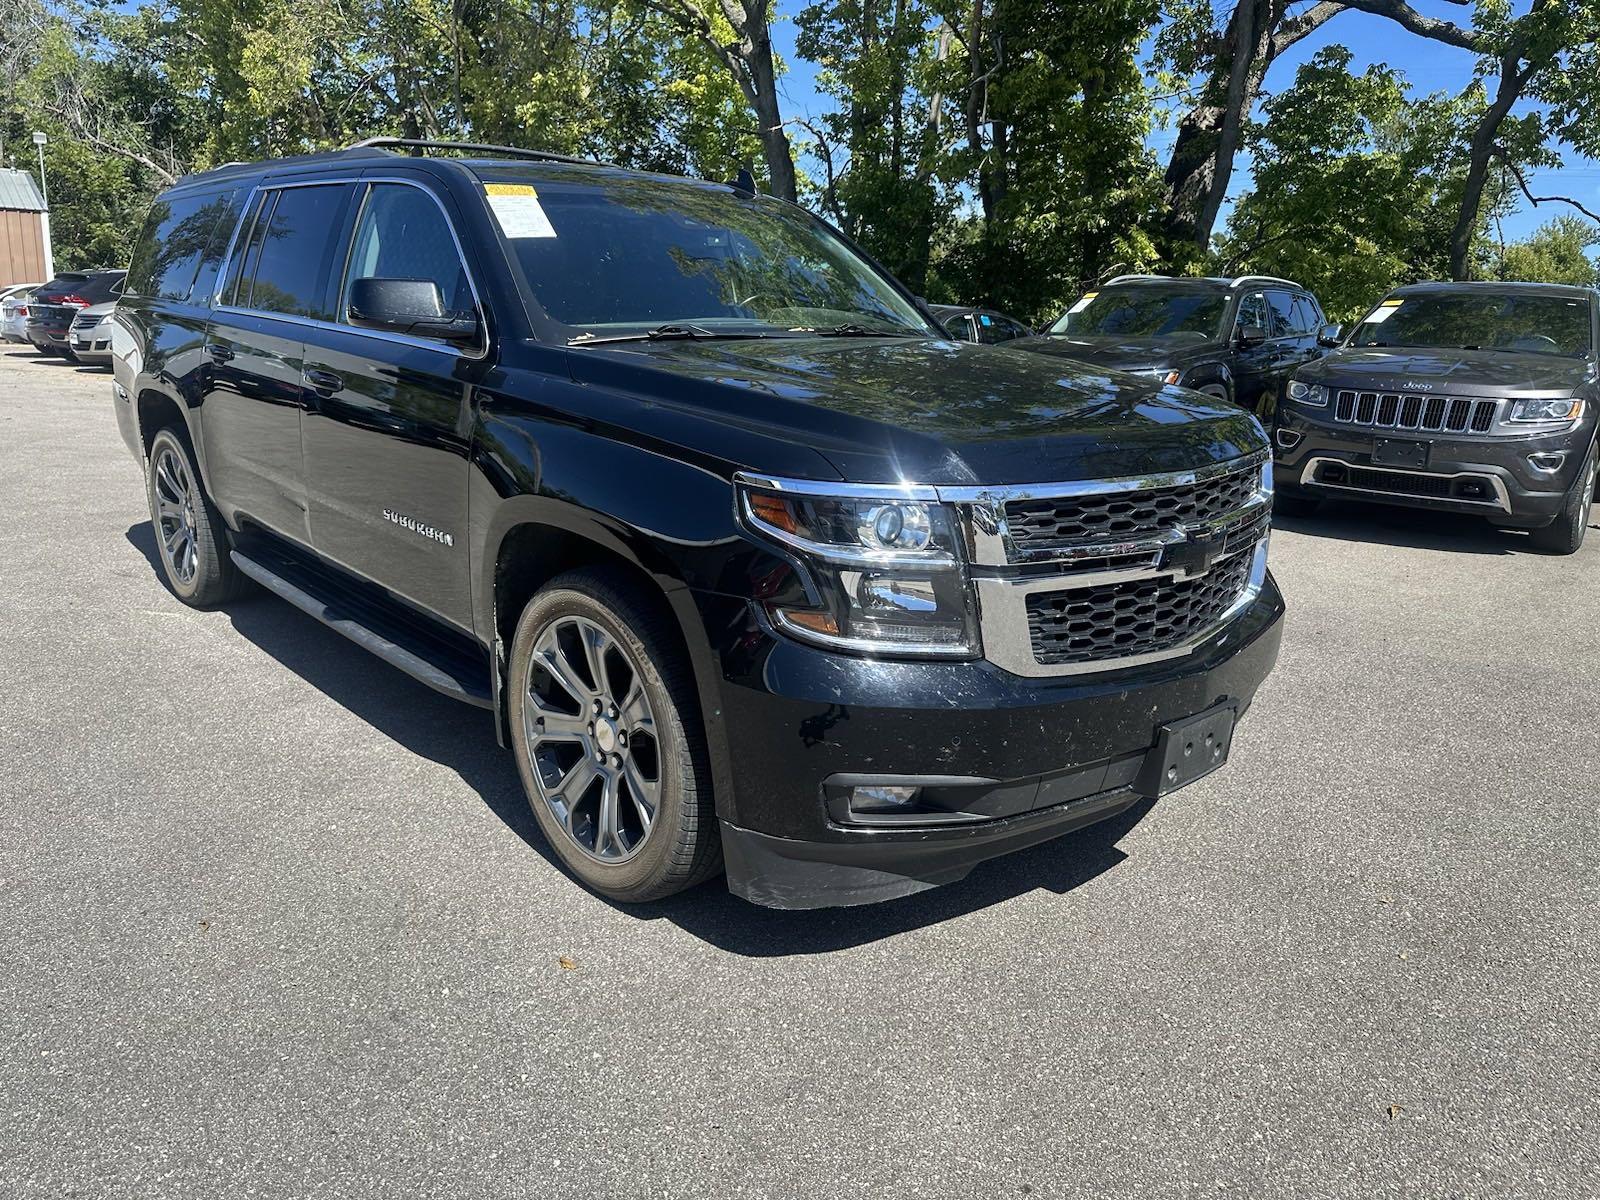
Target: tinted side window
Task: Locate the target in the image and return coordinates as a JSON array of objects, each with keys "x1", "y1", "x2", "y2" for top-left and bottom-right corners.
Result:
[
  {"x1": 126, "y1": 192, "x2": 233, "y2": 301},
  {"x1": 1265, "y1": 290, "x2": 1299, "y2": 337},
  {"x1": 1291, "y1": 294, "x2": 1321, "y2": 333},
  {"x1": 244, "y1": 184, "x2": 353, "y2": 319},
  {"x1": 341, "y1": 183, "x2": 475, "y2": 321},
  {"x1": 1236, "y1": 293, "x2": 1270, "y2": 333},
  {"x1": 941, "y1": 314, "x2": 973, "y2": 341},
  {"x1": 188, "y1": 190, "x2": 244, "y2": 305},
  {"x1": 223, "y1": 191, "x2": 273, "y2": 307}
]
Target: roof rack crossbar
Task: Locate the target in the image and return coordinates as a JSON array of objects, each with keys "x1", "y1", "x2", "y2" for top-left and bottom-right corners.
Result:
[
  {"x1": 1230, "y1": 274, "x2": 1302, "y2": 289},
  {"x1": 346, "y1": 136, "x2": 605, "y2": 168}
]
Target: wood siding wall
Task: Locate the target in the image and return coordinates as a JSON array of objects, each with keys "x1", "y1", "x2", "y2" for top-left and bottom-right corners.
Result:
[{"x1": 1, "y1": 210, "x2": 48, "y2": 286}]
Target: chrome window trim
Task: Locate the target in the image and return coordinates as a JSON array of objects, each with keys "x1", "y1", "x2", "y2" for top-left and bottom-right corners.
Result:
[
  {"x1": 209, "y1": 175, "x2": 488, "y2": 361},
  {"x1": 974, "y1": 536, "x2": 1269, "y2": 678},
  {"x1": 1299, "y1": 457, "x2": 1511, "y2": 512}
]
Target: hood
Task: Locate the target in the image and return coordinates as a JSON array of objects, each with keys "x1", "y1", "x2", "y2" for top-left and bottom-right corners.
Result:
[
  {"x1": 1301, "y1": 346, "x2": 1596, "y2": 398},
  {"x1": 1008, "y1": 334, "x2": 1222, "y2": 373},
  {"x1": 564, "y1": 336, "x2": 1264, "y2": 486}
]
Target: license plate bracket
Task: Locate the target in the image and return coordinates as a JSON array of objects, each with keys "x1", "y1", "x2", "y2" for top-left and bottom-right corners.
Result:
[
  {"x1": 1135, "y1": 702, "x2": 1236, "y2": 797},
  {"x1": 1373, "y1": 438, "x2": 1429, "y2": 469}
]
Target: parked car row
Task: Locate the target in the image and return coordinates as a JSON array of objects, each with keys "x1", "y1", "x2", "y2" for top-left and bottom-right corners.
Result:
[{"x1": 3, "y1": 268, "x2": 126, "y2": 364}]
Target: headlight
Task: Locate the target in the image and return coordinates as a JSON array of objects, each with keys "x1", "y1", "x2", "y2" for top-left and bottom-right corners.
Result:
[
  {"x1": 736, "y1": 479, "x2": 979, "y2": 657},
  {"x1": 1508, "y1": 398, "x2": 1584, "y2": 423},
  {"x1": 1286, "y1": 380, "x2": 1327, "y2": 407}
]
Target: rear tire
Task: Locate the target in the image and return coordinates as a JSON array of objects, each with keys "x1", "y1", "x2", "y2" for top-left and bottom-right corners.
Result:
[
  {"x1": 145, "y1": 427, "x2": 247, "y2": 607},
  {"x1": 507, "y1": 567, "x2": 721, "y2": 902},
  {"x1": 1528, "y1": 442, "x2": 1597, "y2": 555}
]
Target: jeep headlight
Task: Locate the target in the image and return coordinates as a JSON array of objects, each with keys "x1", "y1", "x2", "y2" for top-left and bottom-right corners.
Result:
[
  {"x1": 1508, "y1": 398, "x2": 1584, "y2": 424},
  {"x1": 1287, "y1": 380, "x2": 1327, "y2": 407},
  {"x1": 735, "y1": 478, "x2": 979, "y2": 657}
]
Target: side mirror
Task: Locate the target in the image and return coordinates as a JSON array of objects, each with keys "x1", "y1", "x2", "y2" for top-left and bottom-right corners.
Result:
[
  {"x1": 1236, "y1": 324, "x2": 1268, "y2": 347},
  {"x1": 1317, "y1": 323, "x2": 1345, "y2": 348},
  {"x1": 348, "y1": 277, "x2": 479, "y2": 345}
]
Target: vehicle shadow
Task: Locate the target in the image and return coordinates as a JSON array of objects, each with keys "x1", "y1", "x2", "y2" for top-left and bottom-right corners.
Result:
[
  {"x1": 127, "y1": 523, "x2": 1153, "y2": 957},
  {"x1": 1273, "y1": 498, "x2": 1572, "y2": 556}
]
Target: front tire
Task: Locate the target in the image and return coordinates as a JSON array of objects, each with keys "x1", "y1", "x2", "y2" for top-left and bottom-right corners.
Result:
[
  {"x1": 145, "y1": 427, "x2": 246, "y2": 607},
  {"x1": 507, "y1": 568, "x2": 721, "y2": 902},
  {"x1": 1528, "y1": 441, "x2": 1597, "y2": 555}
]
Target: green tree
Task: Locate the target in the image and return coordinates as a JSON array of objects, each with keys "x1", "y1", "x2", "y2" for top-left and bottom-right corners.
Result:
[{"x1": 1497, "y1": 215, "x2": 1600, "y2": 286}]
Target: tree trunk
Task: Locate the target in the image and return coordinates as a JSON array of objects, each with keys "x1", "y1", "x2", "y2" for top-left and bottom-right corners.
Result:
[{"x1": 744, "y1": 19, "x2": 798, "y2": 203}]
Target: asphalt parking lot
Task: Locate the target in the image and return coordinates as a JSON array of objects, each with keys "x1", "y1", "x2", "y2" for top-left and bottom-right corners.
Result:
[{"x1": 2, "y1": 341, "x2": 1597, "y2": 1199}]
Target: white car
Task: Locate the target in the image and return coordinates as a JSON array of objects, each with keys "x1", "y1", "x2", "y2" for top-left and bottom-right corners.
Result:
[
  {"x1": 1, "y1": 284, "x2": 41, "y2": 344},
  {"x1": 68, "y1": 301, "x2": 117, "y2": 365}
]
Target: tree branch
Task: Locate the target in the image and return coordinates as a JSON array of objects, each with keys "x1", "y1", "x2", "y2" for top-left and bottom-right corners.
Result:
[
  {"x1": 1336, "y1": 0, "x2": 1480, "y2": 50},
  {"x1": 1492, "y1": 145, "x2": 1600, "y2": 224}
]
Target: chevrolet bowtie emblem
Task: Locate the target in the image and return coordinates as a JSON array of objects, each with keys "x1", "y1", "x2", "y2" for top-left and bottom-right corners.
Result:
[{"x1": 1163, "y1": 529, "x2": 1222, "y2": 575}]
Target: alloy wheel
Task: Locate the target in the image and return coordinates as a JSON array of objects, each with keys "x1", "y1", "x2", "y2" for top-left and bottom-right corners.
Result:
[
  {"x1": 153, "y1": 444, "x2": 199, "y2": 586},
  {"x1": 521, "y1": 615, "x2": 662, "y2": 863}
]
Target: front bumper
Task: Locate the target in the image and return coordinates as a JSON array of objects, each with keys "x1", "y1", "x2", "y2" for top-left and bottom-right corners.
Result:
[
  {"x1": 1275, "y1": 405, "x2": 1592, "y2": 526},
  {"x1": 699, "y1": 576, "x2": 1284, "y2": 908},
  {"x1": 69, "y1": 328, "x2": 112, "y2": 362}
]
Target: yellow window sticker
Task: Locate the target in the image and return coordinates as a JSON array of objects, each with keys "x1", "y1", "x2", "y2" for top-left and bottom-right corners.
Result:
[
  {"x1": 1362, "y1": 299, "x2": 1405, "y2": 325},
  {"x1": 484, "y1": 183, "x2": 557, "y2": 239},
  {"x1": 1067, "y1": 291, "x2": 1099, "y2": 315}
]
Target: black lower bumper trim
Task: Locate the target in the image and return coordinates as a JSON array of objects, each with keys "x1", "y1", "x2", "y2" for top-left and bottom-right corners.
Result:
[{"x1": 721, "y1": 786, "x2": 1142, "y2": 909}]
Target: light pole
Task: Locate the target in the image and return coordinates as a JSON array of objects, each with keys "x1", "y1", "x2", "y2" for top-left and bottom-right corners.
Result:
[{"x1": 32, "y1": 131, "x2": 48, "y2": 211}]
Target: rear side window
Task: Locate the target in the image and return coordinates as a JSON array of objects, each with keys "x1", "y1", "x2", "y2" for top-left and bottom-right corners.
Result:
[
  {"x1": 340, "y1": 183, "x2": 475, "y2": 320},
  {"x1": 125, "y1": 191, "x2": 234, "y2": 302},
  {"x1": 235, "y1": 184, "x2": 354, "y2": 319},
  {"x1": 1265, "y1": 290, "x2": 1301, "y2": 337}
]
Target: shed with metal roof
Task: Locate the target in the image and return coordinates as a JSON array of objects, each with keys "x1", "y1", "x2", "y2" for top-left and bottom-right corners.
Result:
[{"x1": 0, "y1": 167, "x2": 51, "y2": 286}]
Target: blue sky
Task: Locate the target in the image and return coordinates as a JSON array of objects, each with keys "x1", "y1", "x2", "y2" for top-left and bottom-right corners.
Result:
[{"x1": 767, "y1": 0, "x2": 1599, "y2": 244}]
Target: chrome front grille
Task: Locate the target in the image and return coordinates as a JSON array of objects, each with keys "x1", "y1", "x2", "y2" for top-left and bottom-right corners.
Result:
[
  {"x1": 1025, "y1": 547, "x2": 1256, "y2": 666},
  {"x1": 947, "y1": 452, "x2": 1272, "y2": 677},
  {"x1": 1332, "y1": 389, "x2": 1498, "y2": 434},
  {"x1": 1004, "y1": 461, "x2": 1261, "y2": 551}
]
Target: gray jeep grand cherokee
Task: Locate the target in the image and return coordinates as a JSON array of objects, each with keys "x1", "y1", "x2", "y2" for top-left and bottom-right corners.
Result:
[{"x1": 1274, "y1": 281, "x2": 1600, "y2": 554}]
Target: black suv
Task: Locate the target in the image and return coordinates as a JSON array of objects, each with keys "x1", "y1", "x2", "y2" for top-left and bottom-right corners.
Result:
[
  {"x1": 1275, "y1": 282, "x2": 1600, "y2": 554},
  {"x1": 1010, "y1": 274, "x2": 1337, "y2": 416},
  {"x1": 27, "y1": 269, "x2": 126, "y2": 360},
  {"x1": 112, "y1": 140, "x2": 1284, "y2": 909}
]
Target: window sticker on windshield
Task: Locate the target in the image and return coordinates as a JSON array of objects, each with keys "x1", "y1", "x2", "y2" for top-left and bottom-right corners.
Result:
[
  {"x1": 1362, "y1": 299, "x2": 1404, "y2": 325},
  {"x1": 484, "y1": 183, "x2": 557, "y2": 239},
  {"x1": 1067, "y1": 291, "x2": 1098, "y2": 314}
]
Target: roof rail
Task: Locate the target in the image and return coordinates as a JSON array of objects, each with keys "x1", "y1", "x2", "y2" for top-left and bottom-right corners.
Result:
[
  {"x1": 1230, "y1": 274, "x2": 1301, "y2": 289},
  {"x1": 1103, "y1": 273, "x2": 1172, "y2": 285},
  {"x1": 346, "y1": 136, "x2": 606, "y2": 168}
]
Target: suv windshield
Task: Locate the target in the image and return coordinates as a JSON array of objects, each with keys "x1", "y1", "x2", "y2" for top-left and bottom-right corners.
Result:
[
  {"x1": 1351, "y1": 292, "x2": 1593, "y2": 358},
  {"x1": 1049, "y1": 286, "x2": 1229, "y2": 340},
  {"x1": 481, "y1": 171, "x2": 932, "y2": 339}
]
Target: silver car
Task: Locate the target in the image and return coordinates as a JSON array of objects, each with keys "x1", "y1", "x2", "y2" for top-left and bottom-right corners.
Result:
[
  {"x1": 67, "y1": 301, "x2": 117, "y2": 365},
  {"x1": 1, "y1": 284, "x2": 40, "y2": 344}
]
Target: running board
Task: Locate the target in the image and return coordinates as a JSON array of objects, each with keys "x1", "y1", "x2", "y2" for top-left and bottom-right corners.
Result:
[{"x1": 231, "y1": 549, "x2": 494, "y2": 709}]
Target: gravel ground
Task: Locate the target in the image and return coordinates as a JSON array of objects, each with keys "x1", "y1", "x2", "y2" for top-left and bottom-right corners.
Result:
[{"x1": 1, "y1": 342, "x2": 1596, "y2": 1199}]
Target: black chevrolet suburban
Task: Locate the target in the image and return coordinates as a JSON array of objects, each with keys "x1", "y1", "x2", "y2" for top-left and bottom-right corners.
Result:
[
  {"x1": 1275, "y1": 282, "x2": 1600, "y2": 554},
  {"x1": 1011, "y1": 274, "x2": 1337, "y2": 416},
  {"x1": 111, "y1": 139, "x2": 1284, "y2": 909}
]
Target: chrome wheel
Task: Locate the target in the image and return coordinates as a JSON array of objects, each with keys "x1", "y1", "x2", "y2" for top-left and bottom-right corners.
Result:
[
  {"x1": 152, "y1": 444, "x2": 199, "y2": 586},
  {"x1": 521, "y1": 614, "x2": 661, "y2": 863}
]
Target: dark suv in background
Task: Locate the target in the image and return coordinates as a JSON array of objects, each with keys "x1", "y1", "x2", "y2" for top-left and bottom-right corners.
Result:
[
  {"x1": 929, "y1": 303, "x2": 1033, "y2": 345},
  {"x1": 27, "y1": 269, "x2": 126, "y2": 360},
  {"x1": 1009, "y1": 274, "x2": 1337, "y2": 416},
  {"x1": 1275, "y1": 282, "x2": 1599, "y2": 554},
  {"x1": 112, "y1": 139, "x2": 1284, "y2": 909}
]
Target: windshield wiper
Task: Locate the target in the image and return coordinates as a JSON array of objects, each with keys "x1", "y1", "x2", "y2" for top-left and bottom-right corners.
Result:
[
  {"x1": 805, "y1": 323, "x2": 918, "y2": 337},
  {"x1": 569, "y1": 323, "x2": 779, "y2": 346}
]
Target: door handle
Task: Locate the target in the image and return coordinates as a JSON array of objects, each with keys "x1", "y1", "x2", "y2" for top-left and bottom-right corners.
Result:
[
  {"x1": 205, "y1": 343, "x2": 234, "y2": 362},
  {"x1": 303, "y1": 368, "x2": 343, "y2": 394}
]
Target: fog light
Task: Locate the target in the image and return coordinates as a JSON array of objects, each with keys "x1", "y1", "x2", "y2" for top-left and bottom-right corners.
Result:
[
  {"x1": 1529, "y1": 452, "x2": 1566, "y2": 474},
  {"x1": 1276, "y1": 428, "x2": 1302, "y2": 450},
  {"x1": 850, "y1": 784, "x2": 921, "y2": 814}
]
